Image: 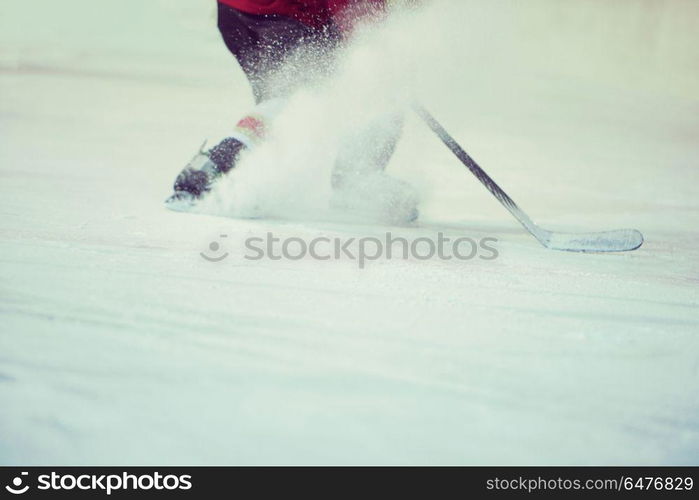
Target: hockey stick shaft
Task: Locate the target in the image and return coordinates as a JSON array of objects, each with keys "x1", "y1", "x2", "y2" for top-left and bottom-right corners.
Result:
[{"x1": 412, "y1": 103, "x2": 537, "y2": 232}]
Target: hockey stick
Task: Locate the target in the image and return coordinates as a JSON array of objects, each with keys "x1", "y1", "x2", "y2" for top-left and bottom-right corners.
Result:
[{"x1": 412, "y1": 103, "x2": 643, "y2": 252}]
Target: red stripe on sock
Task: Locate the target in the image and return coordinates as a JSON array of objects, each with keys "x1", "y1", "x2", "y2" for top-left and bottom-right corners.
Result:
[{"x1": 236, "y1": 116, "x2": 266, "y2": 139}]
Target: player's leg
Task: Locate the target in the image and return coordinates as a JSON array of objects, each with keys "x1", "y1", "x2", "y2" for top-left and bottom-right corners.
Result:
[
  {"x1": 333, "y1": 112, "x2": 405, "y2": 186},
  {"x1": 167, "y1": 5, "x2": 340, "y2": 205},
  {"x1": 217, "y1": 4, "x2": 340, "y2": 103},
  {"x1": 331, "y1": 112, "x2": 420, "y2": 224}
]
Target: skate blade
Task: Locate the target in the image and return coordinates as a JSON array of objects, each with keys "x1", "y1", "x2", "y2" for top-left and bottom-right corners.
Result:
[{"x1": 164, "y1": 192, "x2": 198, "y2": 212}]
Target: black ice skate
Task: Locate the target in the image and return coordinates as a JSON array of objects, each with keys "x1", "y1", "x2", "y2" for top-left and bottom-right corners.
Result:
[{"x1": 165, "y1": 137, "x2": 246, "y2": 211}]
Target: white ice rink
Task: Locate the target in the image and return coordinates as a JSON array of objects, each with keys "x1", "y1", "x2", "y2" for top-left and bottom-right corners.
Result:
[{"x1": 1, "y1": 0, "x2": 698, "y2": 464}]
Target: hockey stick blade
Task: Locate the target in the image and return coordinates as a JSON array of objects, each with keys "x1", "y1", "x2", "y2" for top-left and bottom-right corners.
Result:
[
  {"x1": 413, "y1": 103, "x2": 644, "y2": 252},
  {"x1": 534, "y1": 226, "x2": 643, "y2": 253}
]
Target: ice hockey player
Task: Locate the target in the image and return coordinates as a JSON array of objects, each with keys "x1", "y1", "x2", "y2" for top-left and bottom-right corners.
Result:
[{"x1": 167, "y1": 0, "x2": 418, "y2": 223}]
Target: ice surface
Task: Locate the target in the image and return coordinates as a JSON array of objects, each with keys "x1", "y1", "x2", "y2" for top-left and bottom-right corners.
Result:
[{"x1": 1, "y1": 0, "x2": 698, "y2": 464}]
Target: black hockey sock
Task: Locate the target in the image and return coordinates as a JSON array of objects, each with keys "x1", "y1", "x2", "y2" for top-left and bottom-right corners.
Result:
[{"x1": 208, "y1": 137, "x2": 246, "y2": 174}]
